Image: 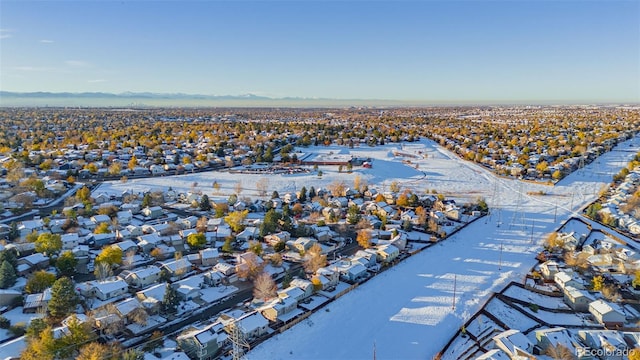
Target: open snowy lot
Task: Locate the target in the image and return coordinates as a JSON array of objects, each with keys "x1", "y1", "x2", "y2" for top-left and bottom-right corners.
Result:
[{"x1": 97, "y1": 136, "x2": 640, "y2": 359}]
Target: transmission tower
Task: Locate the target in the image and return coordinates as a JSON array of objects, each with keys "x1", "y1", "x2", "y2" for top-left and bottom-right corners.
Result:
[
  {"x1": 230, "y1": 321, "x2": 250, "y2": 360},
  {"x1": 509, "y1": 182, "x2": 526, "y2": 229}
]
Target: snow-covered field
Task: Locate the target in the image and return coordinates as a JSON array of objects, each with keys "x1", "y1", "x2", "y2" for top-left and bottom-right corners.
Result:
[{"x1": 97, "y1": 136, "x2": 640, "y2": 360}]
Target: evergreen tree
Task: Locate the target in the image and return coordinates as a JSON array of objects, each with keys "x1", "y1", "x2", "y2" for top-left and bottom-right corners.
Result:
[
  {"x1": 0, "y1": 249, "x2": 18, "y2": 270},
  {"x1": 0, "y1": 260, "x2": 16, "y2": 289},
  {"x1": 259, "y1": 209, "x2": 280, "y2": 237},
  {"x1": 48, "y1": 277, "x2": 79, "y2": 319},
  {"x1": 141, "y1": 193, "x2": 152, "y2": 208},
  {"x1": 162, "y1": 284, "x2": 179, "y2": 314},
  {"x1": 199, "y1": 194, "x2": 211, "y2": 211},
  {"x1": 8, "y1": 222, "x2": 19, "y2": 241},
  {"x1": 347, "y1": 205, "x2": 361, "y2": 225},
  {"x1": 56, "y1": 251, "x2": 78, "y2": 277},
  {"x1": 222, "y1": 237, "x2": 234, "y2": 253},
  {"x1": 299, "y1": 186, "x2": 307, "y2": 203},
  {"x1": 309, "y1": 186, "x2": 316, "y2": 199}
]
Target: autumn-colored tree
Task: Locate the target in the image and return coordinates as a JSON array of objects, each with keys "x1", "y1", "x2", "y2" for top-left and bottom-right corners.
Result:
[
  {"x1": 389, "y1": 180, "x2": 401, "y2": 193},
  {"x1": 357, "y1": 229, "x2": 372, "y2": 249},
  {"x1": 304, "y1": 243, "x2": 327, "y2": 273},
  {"x1": 25, "y1": 271, "x2": 56, "y2": 294},
  {"x1": 592, "y1": 275, "x2": 604, "y2": 291},
  {"x1": 236, "y1": 252, "x2": 264, "y2": 280},
  {"x1": 128, "y1": 155, "x2": 138, "y2": 171},
  {"x1": 396, "y1": 191, "x2": 410, "y2": 207},
  {"x1": 95, "y1": 246, "x2": 123, "y2": 267},
  {"x1": 328, "y1": 181, "x2": 347, "y2": 197},
  {"x1": 225, "y1": 210, "x2": 248, "y2": 233},
  {"x1": 94, "y1": 222, "x2": 110, "y2": 234},
  {"x1": 35, "y1": 233, "x2": 62, "y2": 256},
  {"x1": 186, "y1": 233, "x2": 207, "y2": 250}
]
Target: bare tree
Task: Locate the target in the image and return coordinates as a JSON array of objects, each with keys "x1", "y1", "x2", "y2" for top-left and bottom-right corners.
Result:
[
  {"x1": 545, "y1": 343, "x2": 577, "y2": 360},
  {"x1": 236, "y1": 253, "x2": 264, "y2": 280},
  {"x1": 256, "y1": 178, "x2": 269, "y2": 197},
  {"x1": 234, "y1": 180, "x2": 243, "y2": 195},
  {"x1": 196, "y1": 216, "x2": 208, "y2": 232},
  {"x1": 128, "y1": 307, "x2": 148, "y2": 326},
  {"x1": 253, "y1": 272, "x2": 277, "y2": 302},
  {"x1": 94, "y1": 261, "x2": 113, "y2": 281}
]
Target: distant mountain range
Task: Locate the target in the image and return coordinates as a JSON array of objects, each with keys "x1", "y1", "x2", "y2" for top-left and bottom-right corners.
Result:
[
  {"x1": 0, "y1": 91, "x2": 391, "y2": 107},
  {"x1": 0, "y1": 91, "x2": 292, "y2": 100}
]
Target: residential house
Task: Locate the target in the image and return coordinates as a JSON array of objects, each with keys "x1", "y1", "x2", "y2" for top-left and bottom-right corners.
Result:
[
  {"x1": 112, "y1": 240, "x2": 138, "y2": 254},
  {"x1": 177, "y1": 322, "x2": 227, "y2": 360},
  {"x1": 203, "y1": 269, "x2": 227, "y2": 287},
  {"x1": 61, "y1": 233, "x2": 80, "y2": 250},
  {"x1": 589, "y1": 299, "x2": 626, "y2": 327},
  {"x1": 475, "y1": 349, "x2": 510, "y2": 360},
  {"x1": 91, "y1": 214, "x2": 111, "y2": 226},
  {"x1": 142, "y1": 206, "x2": 164, "y2": 220},
  {"x1": 376, "y1": 244, "x2": 400, "y2": 264},
  {"x1": 199, "y1": 248, "x2": 220, "y2": 267},
  {"x1": 554, "y1": 271, "x2": 585, "y2": 291},
  {"x1": 236, "y1": 227, "x2": 258, "y2": 243},
  {"x1": 120, "y1": 265, "x2": 162, "y2": 289},
  {"x1": 116, "y1": 210, "x2": 133, "y2": 225},
  {"x1": 90, "y1": 232, "x2": 117, "y2": 248},
  {"x1": 16, "y1": 253, "x2": 50, "y2": 276},
  {"x1": 278, "y1": 286, "x2": 306, "y2": 303},
  {"x1": 219, "y1": 310, "x2": 269, "y2": 341},
  {"x1": 316, "y1": 267, "x2": 340, "y2": 289},
  {"x1": 290, "y1": 278, "x2": 314, "y2": 299},
  {"x1": 261, "y1": 296, "x2": 298, "y2": 322},
  {"x1": 290, "y1": 237, "x2": 317, "y2": 253},
  {"x1": 578, "y1": 330, "x2": 628, "y2": 360},
  {"x1": 136, "y1": 282, "x2": 167, "y2": 313},
  {"x1": 84, "y1": 278, "x2": 129, "y2": 301},
  {"x1": 540, "y1": 260, "x2": 561, "y2": 280},
  {"x1": 491, "y1": 329, "x2": 535, "y2": 360},
  {"x1": 23, "y1": 288, "x2": 52, "y2": 313},
  {"x1": 563, "y1": 286, "x2": 595, "y2": 312},
  {"x1": 264, "y1": 231, "x2": 290, "y2": 247},
  {"x1": 534, "y1": 328, "x2": 585, "y2": 358},
  {"x1": 160, "y1": 258, "x2": 192, "y2": 280}
]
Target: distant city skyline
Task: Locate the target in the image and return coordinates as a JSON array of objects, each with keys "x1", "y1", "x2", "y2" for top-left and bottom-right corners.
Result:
[{"x1": 1, "y1": 1, "x2": 638, "y2": 103}]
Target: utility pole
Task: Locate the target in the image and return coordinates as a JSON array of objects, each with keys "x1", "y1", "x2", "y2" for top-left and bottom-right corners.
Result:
[
  {"x1": 530, "y1": 220, "x2": 535, "y2": 244},
  {"x1": 498, "y1": 241, "x2": 503, "y2": 271},
  {"x1": 452, "y1": 274, "x2": 457, "y2": 310}
]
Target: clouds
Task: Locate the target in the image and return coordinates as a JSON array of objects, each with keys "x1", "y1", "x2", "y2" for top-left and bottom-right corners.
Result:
[
  {"x1": 87, "y1": 79, "x2": 107, "y2": 83},
  {"x1": 39, "y1": 39, "x2": 54, "y2": 43},
  {"x1": 0, "y1": 29, "x2": 14, "y2": 39}
]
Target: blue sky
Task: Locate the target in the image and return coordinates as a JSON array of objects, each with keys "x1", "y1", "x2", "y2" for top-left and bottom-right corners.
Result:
[{"x1": 1, "y1": 1, "x2": 638, "y2": 102}]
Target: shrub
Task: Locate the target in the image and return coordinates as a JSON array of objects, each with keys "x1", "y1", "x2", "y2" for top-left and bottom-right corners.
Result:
[{"x1": 0, "y1": 316, "x2": 10, "y2": 329}]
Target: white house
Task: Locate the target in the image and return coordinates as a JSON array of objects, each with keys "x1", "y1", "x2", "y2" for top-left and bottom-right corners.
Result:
[
  {"x1": 199, "y1": 248, "x2": 220, "y2": 267},
  {"x1": 563, "y1": 286, "x2": 594, "y2": 312},
  {"x1": 61, "y1": 233, "x2": 80, "y2": 250},
  {"x1": 376, "y1": 244, "x2": 399, "y2": 264},
  {"x1": 491, "y1": 329, "x2": 535, "y2": 360},
  {"x1": 160, "y1": 258, "x2": 192, "y2": 279},
  {"x1": 120, "y1": 265, "x2": 162, "y2": 289},
  {"x1": 142, "y1": 206, "x2": 164, "y2": 219},
  {"x1": 91, "y1": 278, "x2": 129, "y2": 301},
  {"x1": 554, "y1": 271, "x2": 585, "y2": 291},
  {"x1": 589, "y1": 299, "x2": 626, "y2": 327}
]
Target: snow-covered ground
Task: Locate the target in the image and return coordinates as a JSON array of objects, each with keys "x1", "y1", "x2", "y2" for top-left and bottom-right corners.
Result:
[
  {"x1": 95, "y1": 136, "x2": 640, "y2": 360},
  {"x1": 245, "y1": 138, "x2": 640, "y2": 360}
]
